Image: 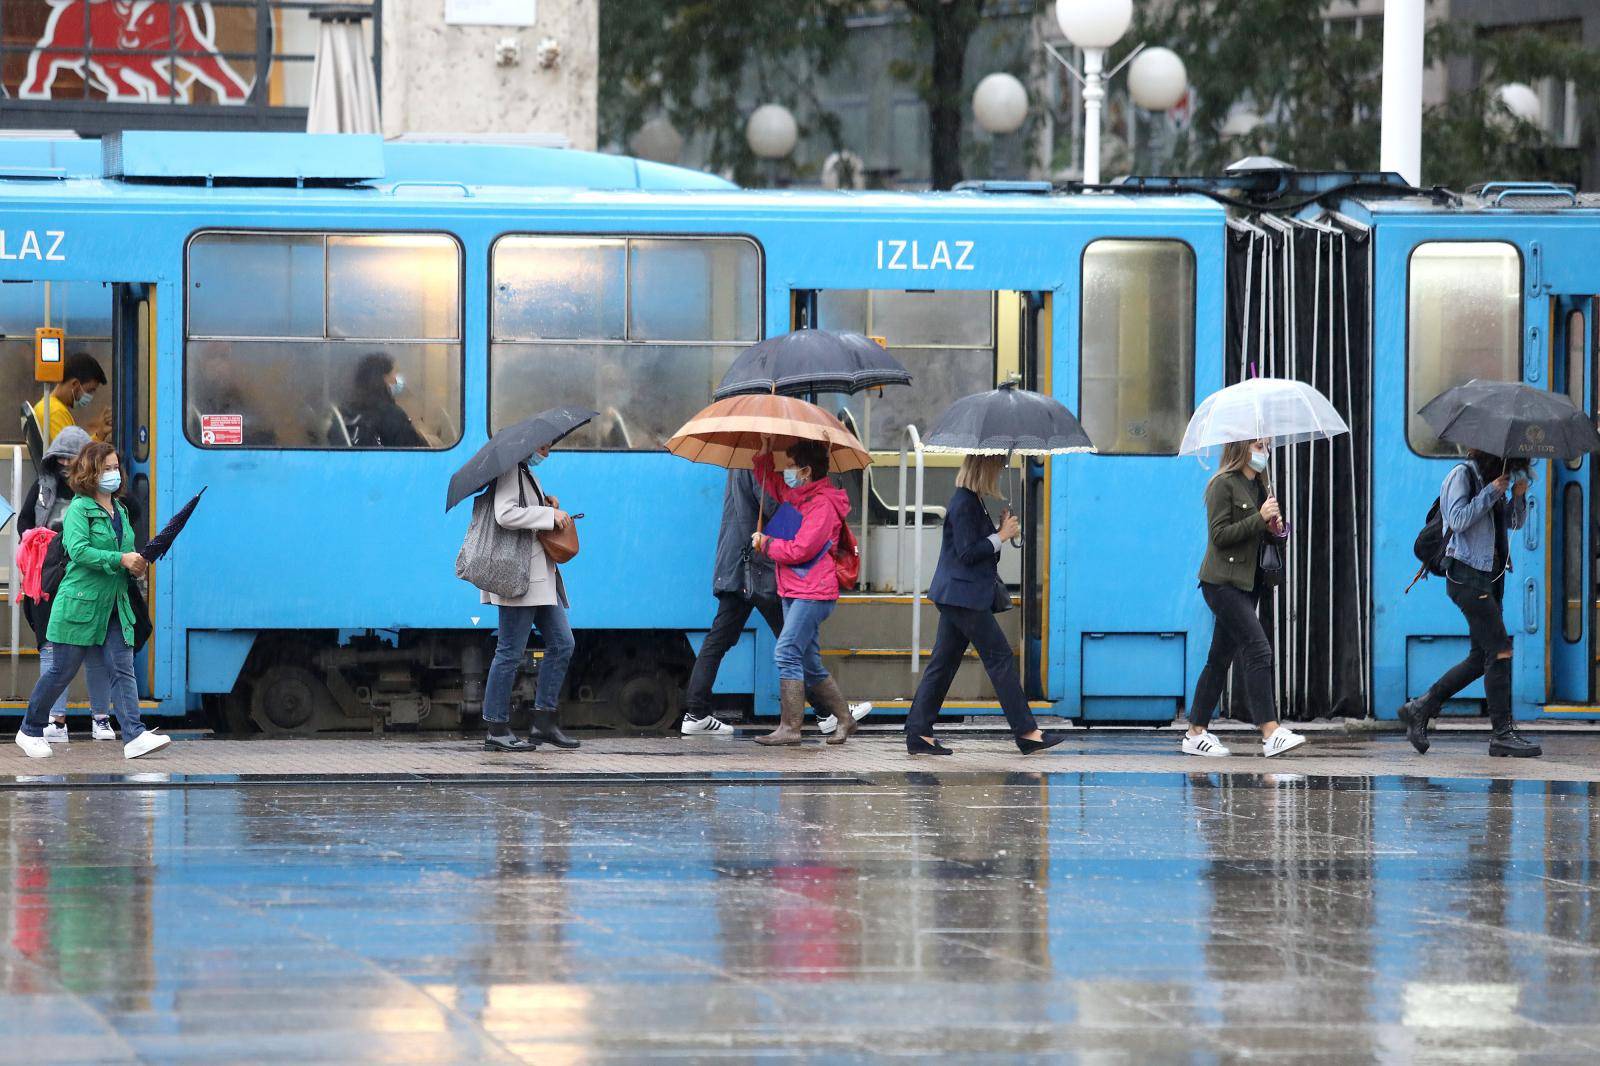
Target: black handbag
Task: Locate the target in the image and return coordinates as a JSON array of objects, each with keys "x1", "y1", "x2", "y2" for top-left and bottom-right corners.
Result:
[
  {"x1": 992, "y1": 576, "x2": 1013, "y2": 614},
  {"x1": 1258, "y1": 539, "x2": 1285, "y2": 588},
  {"x1": 127, "y1": 575, "x2": 153, "y2": 652},
  {"x1": 738, "y1": 545, "x2": 761, "y2": 602}
]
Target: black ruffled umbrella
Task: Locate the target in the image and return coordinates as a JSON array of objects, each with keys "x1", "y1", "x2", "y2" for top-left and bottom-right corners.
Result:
[
  {"x1": 139, "y1": 487, "x2": 207, "y2": 562},
  {"x1": 923, "y1": 383, "x2": 1096, "y2": 456},
  {"x1": 1419, "y1": 379, "x2": 1600, "y2": 460},
  {"x1": 713, "y1": 329, "x2": 912, "y2": 399},
  {"x1": 445, "y1": 406, "x2": 597, "y2": 512}
]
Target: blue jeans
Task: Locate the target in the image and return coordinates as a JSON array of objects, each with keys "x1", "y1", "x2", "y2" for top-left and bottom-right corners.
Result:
[
  {"x1": 483, "y1": 604, "x2": 575, "y2": 723},
  {"x1": 39, "y1": 640, "x2": 112, "y2": 721},
  {"x1": 22, "y1": 625, "x2": 144, "y2": 740},
  {"x1": 775, "y1": 597, "x2": 835, "y2": 685}
]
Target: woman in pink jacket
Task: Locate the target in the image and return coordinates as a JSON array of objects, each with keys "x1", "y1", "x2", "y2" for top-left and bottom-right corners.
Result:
[{"x1": 749, "y1": 438, "x2": 862, "y2": 746}]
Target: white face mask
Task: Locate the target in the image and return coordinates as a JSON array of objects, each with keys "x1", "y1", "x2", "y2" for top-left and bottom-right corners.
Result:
[{"x1": 1249, "y1": 451, "x2": 1270, "y2": 473}]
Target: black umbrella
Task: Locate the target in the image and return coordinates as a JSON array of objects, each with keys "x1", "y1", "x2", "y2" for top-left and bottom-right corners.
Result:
[
  {"x1": 445, "y1": 406, "x2": 597, "y2": 512},
  {"x1": 140, "y1": 487, "x2": 207, "y2": 563},
  {"x1": 923, "y1": 383, "x2": 1096, "y2": 456},
  {"x1": 713, "y1": 329, "x2": 912, "y2": 399},
  {"x1": 1419, "y1": 379, "x2": 1600, "y2": 460}
]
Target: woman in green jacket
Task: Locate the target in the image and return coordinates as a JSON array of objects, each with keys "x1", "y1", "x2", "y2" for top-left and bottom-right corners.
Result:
[
  {"x1": 1181, "y1": 439, "x2": 1306, "y2": 760},
  {"x1": 14, "y1": 443, "x2": 169, "y2": 760}
]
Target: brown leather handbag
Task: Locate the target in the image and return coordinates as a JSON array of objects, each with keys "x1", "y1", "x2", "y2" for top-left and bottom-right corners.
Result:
[{"x1": 538, "y1": 521, "x2": 579, "y2": 565}]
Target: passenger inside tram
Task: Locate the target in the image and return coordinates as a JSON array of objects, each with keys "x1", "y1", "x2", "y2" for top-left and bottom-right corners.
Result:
[
  {"x1": 35, "y1": 352, "x2": 111, "y2": 444},
  {"x1": 338, "y1": 352, "x2": 426, "y2": 449}
]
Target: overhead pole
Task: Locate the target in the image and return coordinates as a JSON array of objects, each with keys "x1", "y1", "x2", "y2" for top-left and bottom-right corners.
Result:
[{"x1": 1380, "y1": 0, "x2": 1425, "y2": 186}]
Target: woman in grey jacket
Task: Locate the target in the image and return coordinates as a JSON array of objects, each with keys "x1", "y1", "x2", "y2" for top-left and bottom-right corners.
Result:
[
  {"x1": 1399, "y1": 449, "x2": 1540, "y2": 758},
  {"x1": 480, "y1": 444, "x2": 579, "y2": 751}
]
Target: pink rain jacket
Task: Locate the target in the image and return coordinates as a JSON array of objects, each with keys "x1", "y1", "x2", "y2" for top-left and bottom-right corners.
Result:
[{"x1": 754, "y1": 453, "x2": 852, "y2": 602}]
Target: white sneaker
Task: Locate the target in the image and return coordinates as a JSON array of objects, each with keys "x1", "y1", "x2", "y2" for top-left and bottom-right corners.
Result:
[
  {"x1": 123, "y1": 731, "x2": 171, "y2": 760},
  {"x1": 1181, "y1": 730, "x2": 1231, "y2": 757},
  {"x1": 14, "y1": 733, "x2": 52, "y2": 759},
  {"x1": 1262, "y1": 727, "x2": 1307, "y2": 758},
  {"x1": 819, "y1": 701, "x2": 873, "y2": 735},
  {"x1": 42, "y1": 721, "x2": 69, "y2": 744},
  {"x1": 91, "y1": 717, "x2": 116, "y2": 741},
  {"x1": 681, "y1": 714, "x2": 735, "y2": 737}
]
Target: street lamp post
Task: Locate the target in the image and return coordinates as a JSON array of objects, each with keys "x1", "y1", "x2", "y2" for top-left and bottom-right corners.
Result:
[{"x1": 1052, "y1": 0, "x2": 1132, "y2": 186}]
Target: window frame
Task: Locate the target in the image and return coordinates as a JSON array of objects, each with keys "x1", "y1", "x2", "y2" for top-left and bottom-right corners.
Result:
[
  {"x1": 182, "y1": 226, "x2": 466, "y2": 453},
  {"x1": 1404, "y1": 238, "x2": 1525, "y2": 459},
  {"x1": 486, "y1": 231, "x2": 765, "y2": 448},
  {"x1": 1076, "y1": 236, "x2": 1198, "y2": 458}
]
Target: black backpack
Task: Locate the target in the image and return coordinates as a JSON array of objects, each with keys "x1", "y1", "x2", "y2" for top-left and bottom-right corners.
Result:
[{"x1": 1409, "y1": 463, "x2": 1477, "y2": 590}]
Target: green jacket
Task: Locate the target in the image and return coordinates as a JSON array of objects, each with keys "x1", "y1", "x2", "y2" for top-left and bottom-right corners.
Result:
[
  {"x1": 1197, "y1": 471, "x2": 1269, "y2": 592},
  {"x1": 47, "y1": 495, "x2": 135, "y2": 648}
]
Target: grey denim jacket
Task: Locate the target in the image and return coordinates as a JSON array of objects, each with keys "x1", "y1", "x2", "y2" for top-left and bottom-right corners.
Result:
[{"x1": 1441, "y1": 460, "x2": 1526, "y2": 575}]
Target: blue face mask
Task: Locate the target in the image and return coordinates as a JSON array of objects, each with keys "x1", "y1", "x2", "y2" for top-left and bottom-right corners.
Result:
[
  {"x1": 388, "y1": 376, "x2": 405, "y2": 398},
  {"x1": 783, "y1": 468, "x2": 804, "y2": 488},
  {"x1": 527, "y1": 451, "x2": 546, "y2": 468},
  {"x1": 98, "y1": 471, "x2": 121, "y2": 494},
  {"x1": 1249, "y1": 451, "x2": 1270, "y2": 473},
  {"x1": 74, "y1": 389, "x2": 95, "y2": 410}
]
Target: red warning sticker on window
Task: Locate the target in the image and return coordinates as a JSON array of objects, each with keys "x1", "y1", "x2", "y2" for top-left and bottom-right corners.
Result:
[{"x1": 200, "y1": 414, "x2": 243, "y2": 446}]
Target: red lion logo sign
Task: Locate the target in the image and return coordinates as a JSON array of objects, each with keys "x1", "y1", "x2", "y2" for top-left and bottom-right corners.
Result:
[{"x1": 21, "y1": 0, "x2": 254, "y2": 103}]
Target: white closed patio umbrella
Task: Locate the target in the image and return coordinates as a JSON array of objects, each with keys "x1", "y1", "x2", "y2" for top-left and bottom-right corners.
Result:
[
  {"x1": 1180, "y1": 377, "x2": 1349, "y2": 455},
  {"x1": 306, "y1": 5, "x2": 381, "y2": 134}
]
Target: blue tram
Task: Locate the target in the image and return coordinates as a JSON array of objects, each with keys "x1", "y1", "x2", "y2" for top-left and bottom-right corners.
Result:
[{"x1": 0, "y1": 131, "x2": 1594, "y2": 731}]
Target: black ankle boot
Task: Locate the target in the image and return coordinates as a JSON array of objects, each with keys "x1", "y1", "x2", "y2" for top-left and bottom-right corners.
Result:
[
  {"x1": 484, "y1": 726, "x2": 536, "y2": 752},
  {"x1": 530, "y1": 708, "x2": 580, "y2": 749},
  {"x1": 1489, "y1": 727, "x2": 1541, "y2": 758},
  {"x1": 1398, "y1": 698, "x2": 1435, "y2": 755}
]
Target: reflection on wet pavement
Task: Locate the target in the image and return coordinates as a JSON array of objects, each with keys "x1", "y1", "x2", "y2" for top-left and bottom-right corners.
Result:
[{"x1": 4, "y1": 773, "x2": 1600, "y2": 1061}]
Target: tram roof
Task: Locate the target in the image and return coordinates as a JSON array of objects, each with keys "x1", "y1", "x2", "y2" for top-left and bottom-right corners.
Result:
[{"x1": 0, "y1": 132, "x2": 1222, "y2": 220}]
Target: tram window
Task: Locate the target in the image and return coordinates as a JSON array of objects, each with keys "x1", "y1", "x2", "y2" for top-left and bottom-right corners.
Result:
[
  {"x1": 1407, "y1": 242, "x2": 1522, "y2": 455},
  {"x1": 1080, "y1": 240, "x2": 1196, "y2": 455},
  {"x1": 817, "y1": 289, "x2": 997, "y2": 450},
  {"x1": 1565, "y1": 482, "x2": 1584, "y2": 643},
  {"x1": 0, "y1": 281, "x2": 114, "y2": 446},
  {"x1": 490, "y1": 236, "x2": 761, "y2": 448},
  {"x1": 1565, "y1": 310, "x2": 1585, "y2": 471},
  {"x1": 186, "y1": 232, "x2": 463, "y2": 450}
]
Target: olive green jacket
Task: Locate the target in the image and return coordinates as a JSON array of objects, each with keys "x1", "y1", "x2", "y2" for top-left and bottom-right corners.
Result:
[
  {"x1": 46, "y1": 495, "x2": 136, "y2": 648},
  {"x1": 1197, "y1": 471, "x2": 1269, "y2": 592}
]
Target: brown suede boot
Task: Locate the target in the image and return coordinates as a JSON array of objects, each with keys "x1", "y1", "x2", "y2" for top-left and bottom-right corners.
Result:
[
  {"x1": 755, "y1": 680, "x2": 806, "y2": 746},
  {"x1": 814, "y1": 677, "x2": 858, "y2": 745}
]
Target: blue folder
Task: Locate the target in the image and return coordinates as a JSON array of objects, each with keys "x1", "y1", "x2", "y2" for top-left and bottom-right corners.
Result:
[{"x1": 762, "y1": 502, "x2": 803, "y2": 540}]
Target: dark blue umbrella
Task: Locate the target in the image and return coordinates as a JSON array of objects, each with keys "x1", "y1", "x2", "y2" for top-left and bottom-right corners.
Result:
[
  {"x1": 445, "y1": 406, "x2": 597, "y2": 511},
  {"x1": 140, "y1": 487, "x2": 207, "y2": 562},
  {"x1": 713, "y1": 329, "x2": 912, "y2": 399},
  {"x1": 1419, "y1": 379, "x2": 1600, "y2": 460},
  {"x1": 923, "y1": 383, "x2": 1096, "y2": 456}
]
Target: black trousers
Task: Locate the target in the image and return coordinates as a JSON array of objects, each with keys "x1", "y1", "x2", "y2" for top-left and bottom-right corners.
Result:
[
  {"x1": 685, "y1": 592, "x2": 821, "y2": 717},
  {"x1": 905, "y1": 604, "x2": 1038, "y2": 738},
  {"x1": 1424, "y1": 564, "x2": 1512, "y2": 727},
  {"x1": 1188, "y1": 582, "x2": 1278, "y2": 729}
]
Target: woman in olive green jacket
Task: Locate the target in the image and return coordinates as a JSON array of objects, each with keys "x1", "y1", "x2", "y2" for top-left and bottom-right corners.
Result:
[
  {"x1": 15, "y1": 443, "x2": 169, "y2": 761},
  {"x1": 1181, "y1": 439, "x2": 1306, "y2": 760}
]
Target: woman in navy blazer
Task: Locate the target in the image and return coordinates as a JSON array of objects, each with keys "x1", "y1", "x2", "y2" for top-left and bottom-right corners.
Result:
[{"x1": 905, "y1": 456, "x2": 1068, "y2": 756}]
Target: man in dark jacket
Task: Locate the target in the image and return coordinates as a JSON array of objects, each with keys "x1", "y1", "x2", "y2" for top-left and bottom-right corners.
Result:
[{"x1": 681, "y1": 469, "x2": 870, "y2": 736}]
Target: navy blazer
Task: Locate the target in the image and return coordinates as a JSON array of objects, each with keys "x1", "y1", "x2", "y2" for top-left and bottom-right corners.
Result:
[{"x1": 927, "y1": 487, "x2": 1002, "y2": 611}]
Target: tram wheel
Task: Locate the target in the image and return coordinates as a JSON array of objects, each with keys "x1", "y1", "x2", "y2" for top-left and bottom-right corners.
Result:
[
  {"x1": 609, "y1": 669, "x2": 681, "y2": 734},
  {"x1": 250, "y1": 664, "x2": 334, "y2": 736}
]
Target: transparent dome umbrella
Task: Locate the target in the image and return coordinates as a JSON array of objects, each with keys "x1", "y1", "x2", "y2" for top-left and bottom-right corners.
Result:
[{"x1": 1179, "y1": 377, "x2": 1350, "y2": 455}]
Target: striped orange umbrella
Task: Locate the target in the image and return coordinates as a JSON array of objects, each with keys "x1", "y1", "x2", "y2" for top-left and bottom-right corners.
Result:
[{"x1": 666, "y1": 393, "x2": 871, "y2": 472}]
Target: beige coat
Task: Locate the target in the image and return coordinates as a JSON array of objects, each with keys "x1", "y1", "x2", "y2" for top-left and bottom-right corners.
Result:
[{"x1": 481, "y1": 467, "x2": 568, "y2": 609}]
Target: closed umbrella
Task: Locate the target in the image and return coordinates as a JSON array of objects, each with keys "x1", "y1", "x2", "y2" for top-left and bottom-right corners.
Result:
[
  {"x1": 140, "y1": 488, "x2": 207, "y2": 562},
  {"x1": 1419, "y1": 379, "x2": 1600, "y2": 460},
  {"x1": 665, "y1": 394, "x2": 869, "y2": 471},
  {"x1": 446, "y1": 407, "x2": 596, "y2": 511},
  {"x1": 713, "y1": 330, "x2": 913, "y2": 399},
  {"x1": 923, "y1": 383, "x2": 1095, "y2": 456},
  {"x1": 1179, "y1": 377, "x2": 1349, "y2": 454},
  {"x1": 306, "y1": 6, "x2": 381, "y2": 135}
]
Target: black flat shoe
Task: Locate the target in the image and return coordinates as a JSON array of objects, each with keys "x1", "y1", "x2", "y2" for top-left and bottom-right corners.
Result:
[
  {"x1": 484, "y1": 733, "x2": 537, "y2": 752},
  {"x1": 1017, "y1": 731, "x2": 1068, "y2": 755},
  {"x1": 906, "y1": 735, "x2": 953, "y2": 756}
]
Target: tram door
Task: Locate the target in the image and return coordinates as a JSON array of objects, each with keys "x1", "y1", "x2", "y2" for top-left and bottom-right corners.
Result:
[{"x1": 1547, "y1": 296, "x2": 1597, "y2": 709}]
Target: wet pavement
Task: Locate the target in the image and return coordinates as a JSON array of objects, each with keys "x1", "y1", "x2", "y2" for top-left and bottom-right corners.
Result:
[{"x1": 5, "y1": 738, "x2": 1600, "y2": 1062}]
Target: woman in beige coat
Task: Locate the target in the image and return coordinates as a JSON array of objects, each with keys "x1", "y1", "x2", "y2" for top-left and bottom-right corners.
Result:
[{"x1": 481, "y1": 444, "x2": 580, "y2": 751}]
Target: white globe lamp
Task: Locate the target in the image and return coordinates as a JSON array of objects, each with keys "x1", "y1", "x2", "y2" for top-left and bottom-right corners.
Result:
[
  {"x1": 972, "y1": 73, "x2": 1029, "y2": 135},
  {"x1": 746, "y1": 104, "x2": 798, "y2": 160},
  {"x1": 1497, "y1": 83, "x2": 1542, "y2": 126},
  {"x1": 629, "y1": 117, "x2": 683, "y2": 165},
  {"x1": 1127, "y1": 47, "x2": 1187, "y2": 111},
  {"x1": 1054, "y1": 0, "x2": 1133, "y2": 50}
]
